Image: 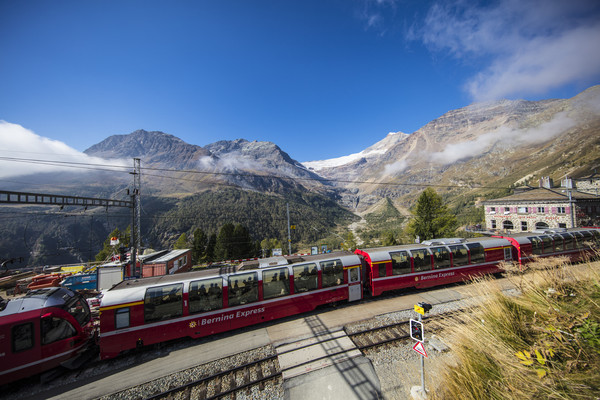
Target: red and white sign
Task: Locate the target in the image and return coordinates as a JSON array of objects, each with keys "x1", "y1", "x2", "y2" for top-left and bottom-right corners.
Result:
[{"x1": 413, "y1": 341, "x2": 428, "y2": 358}]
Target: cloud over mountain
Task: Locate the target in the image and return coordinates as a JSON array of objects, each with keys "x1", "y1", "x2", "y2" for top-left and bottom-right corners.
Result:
[{"x1": 0, "y1": 121, "x2": 129, "y2": 179}]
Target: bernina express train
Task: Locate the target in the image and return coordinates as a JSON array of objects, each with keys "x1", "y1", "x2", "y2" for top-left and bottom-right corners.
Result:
[
  {"x1": 98, "y1": 228, "x2": 599, "y2": 359},
  {"x1": 0, "y1": 287, "x2": 94, "y2": 385},
  {"x1": 1, "y1": 227, "x2": 598, "y2": 383}
]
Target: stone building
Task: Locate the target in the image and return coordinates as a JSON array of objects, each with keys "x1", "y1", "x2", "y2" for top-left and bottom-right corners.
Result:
[
  {"x1": 482, "y1": 187, "x2": 600, "y2": 233},
  {"x1": 569, "y1": 173, "x2": 600, "y2": 196}
]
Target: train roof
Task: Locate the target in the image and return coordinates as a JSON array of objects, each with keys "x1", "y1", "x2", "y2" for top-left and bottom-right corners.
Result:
[
  {"x1": 494, "y1": 228, "x2": 599, "y2": 244},
  {"x1": 0, "y1": 287, "x2": 76, "y2": 317},
  {"x1": 100, "y1": 251, "x2": 361, "y2": 308},
  {"x1": 356, "y1": 237, "x2": 511, "y2": 263},
  {"x1": 107, "y1": 251, "x2": 360, "y2": 292}
]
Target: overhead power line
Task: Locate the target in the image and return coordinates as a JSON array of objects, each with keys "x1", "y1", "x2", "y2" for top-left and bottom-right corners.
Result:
[{"x1": 0, "y1": 156, "x2": 508, "y2": 190}]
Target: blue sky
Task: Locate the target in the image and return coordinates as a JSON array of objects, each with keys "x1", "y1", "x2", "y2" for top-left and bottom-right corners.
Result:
[{"x1": 1, "y1": 0, "x2": 600, "y2": 171}]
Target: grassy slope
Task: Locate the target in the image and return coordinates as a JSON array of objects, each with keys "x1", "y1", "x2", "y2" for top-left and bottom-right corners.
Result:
[{"x1": 430, "y1": 257, "x2": 600, "y2": 399}]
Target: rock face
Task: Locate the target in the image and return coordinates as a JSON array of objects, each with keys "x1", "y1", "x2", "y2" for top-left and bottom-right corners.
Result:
[
  {"x1": 304, "y1": 86, "x2": 600, "y2": 211},
  {"x1": 84, "y1": 129, "x2": 213, "y2": 170},
  {"x1": 85, "y1": 131, "x2": 327, "y2": 194}
]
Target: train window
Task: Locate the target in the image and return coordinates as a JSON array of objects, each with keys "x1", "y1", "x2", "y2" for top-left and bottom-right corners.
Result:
[
  {"x1": 390, "y1": 251, "x2": 411, "y2": 275},
  {"x1": 431, "y1": 247, "x2": 451, "y2": 269},
  {"x1": 228, "y1": 272, "x2": 258, "y2": 307},
  {"x1": 560, "y1": 233, "x2": 574, "y2": 250},
  {"x1": 411, "y1": 249, "x2": 431, "y2": 272},
  {"x1": 262, "y1": 267, "x2": 290, "y2": 299},
  {"x1": 293, "y1": 263, "x2": 318, "y2": 293},
  {"x1": 12, "y1": 323, "x2": 34, "y2": 352},
  {"x1": 41, "y1": 317, "x2": 76, "y2": 345},
  {"x1": 66, "y1": 297, "x2": 91, "y2": 326},
  {"x1": 449, "y1": 245, "x2": 469, "y2": 267},
  {"x1": 528, "y1": 237, "x2": 543, "y2": 255},
  {"x1": 573, "y1": 232, "x2": 585, "y2": 249},
  {"x1": 592, "y1": 230, "x2": 600, "y2": 246},
  {"x1": 467, "y1": 243, "x2": 485, "y2": 264},
  {"x1": 189, "y1": 277, "x2": 223, "y2": 313},
  {"x1": 115, "y1": 307, "x2": 130, "y2": 329},
  {"x1": 541, "y1": 236, "x2": 553, "y2": 254},
  {"x1": 321, "y1": 259, "x2": 344, "y2": 288},
  {"x1": 378, "y1": 262, "x2": 387, "y2": 277},
  {"x1": 144, "y1": 283, "x2": 183, "y2": 323},
  {"x1": 580, "y1": 231, "x2": 594, "y2": 248},
  {"x1": 504, "y1": 247, "x2": 512, "y2": 260},
  {"x1": 552, "y1": 235, "x2": 563, "y2": 252}
]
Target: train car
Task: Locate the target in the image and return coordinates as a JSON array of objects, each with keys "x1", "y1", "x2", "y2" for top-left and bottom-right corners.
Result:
[
  {"x1": 355, "y1": 237, "x2": 513, "y2": 297},
  {"x1": 0, "y1": 287, "x2": 94, "y2": 385},
  {"x1": 495, "y1": 228, "x2": 600, "y2": 266},
  {"x1": 98, "y1": 251, "x2": 362, "y2": 360}
]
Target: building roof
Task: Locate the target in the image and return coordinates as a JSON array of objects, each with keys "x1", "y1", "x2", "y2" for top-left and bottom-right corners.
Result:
[
  {"x1": 482, "y1": 187, "x2": 600, "y2": 204},
  {"x1": 147, "y1": 249, "x2": 191, "y2": 263}
]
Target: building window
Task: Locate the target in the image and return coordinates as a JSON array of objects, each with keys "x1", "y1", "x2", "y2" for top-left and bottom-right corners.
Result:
[
  {"x1": 518, "y1": 207, "x2": 528, "y2": 213},
  {"x1": 536, "y1": 222, "x2": 549, "y2": 230},
  {"x1": 558, "y1": 223, "x2": 567, "y2": 228},
  {"x1": 557, "y1": 207, "x2": 566, "y2": 214},
  {"x1": 490, "y1": 207, "x2": 496, "y2": 214},
  {"x1": 504, "y1": 207, "x2": 510, "y2": 214},
  {"x1": 521, "y1": 221, "x2": 528, "y2": 231},
  {"x1": 503, "y1": 220, "x2": 514, "y2": 230},
  {"x1": 491, "y1": 220, "x2": 496, "y2": 229},
  {"x1": 537, "y1": 207, "x2": 545, "y2": 213}
]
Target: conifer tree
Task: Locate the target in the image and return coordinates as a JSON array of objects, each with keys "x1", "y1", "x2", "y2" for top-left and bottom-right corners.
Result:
[{"x1": 407, "y1": 188, "x2": 457, "y2": 241}]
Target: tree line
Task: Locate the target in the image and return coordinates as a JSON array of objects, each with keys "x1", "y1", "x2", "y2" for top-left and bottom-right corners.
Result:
[{"x1": 96, "y1": 188, "x2": 462, "y2": 265}]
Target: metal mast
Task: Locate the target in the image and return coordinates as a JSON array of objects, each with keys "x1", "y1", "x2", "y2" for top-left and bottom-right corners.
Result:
[
  {"x1": 287, "y1": 203, "x2": 292, "y2": 255},
  {"x1": 134, "y1": 158, "x2": 141, "y2": 250}
]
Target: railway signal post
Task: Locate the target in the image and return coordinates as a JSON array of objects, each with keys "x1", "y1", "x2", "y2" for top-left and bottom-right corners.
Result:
[{"x1": 411, "y1": 302, "x2": 432, "y2": 397}]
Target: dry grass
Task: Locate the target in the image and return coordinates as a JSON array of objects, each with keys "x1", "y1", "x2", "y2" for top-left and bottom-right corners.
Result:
[{"x1": 428, "y1": 258, "x2": 600, "y2": 400}]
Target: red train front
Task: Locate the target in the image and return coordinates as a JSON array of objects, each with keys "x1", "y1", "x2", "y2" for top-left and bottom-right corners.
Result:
[{"x1": 0, "y1": 287, "x2": 95, "y2": 385}]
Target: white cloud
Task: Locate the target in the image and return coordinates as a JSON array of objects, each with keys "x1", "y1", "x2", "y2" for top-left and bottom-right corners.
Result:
[
  {"x1": 0, "y1": 121, "x2": 129, "y2": 179},
  {"x1": 412, "y1": 0, "x2": 600, "y2": 101},
  {"x1": 428, "y1": 111, "x2": 577, "y2": 165}
]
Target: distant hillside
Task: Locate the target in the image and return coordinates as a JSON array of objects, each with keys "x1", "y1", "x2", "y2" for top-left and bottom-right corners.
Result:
[
  {"x1": 85, "y1": 130, "x2": 328, "y2": 196},
  {"x1": 307, "y1": 85, "x2": 600, "y2": 212}
]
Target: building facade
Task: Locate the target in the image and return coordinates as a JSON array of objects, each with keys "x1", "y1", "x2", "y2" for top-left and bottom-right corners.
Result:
[{"x1": 482, "y1": 187, "x2": 600, "y2": 233}]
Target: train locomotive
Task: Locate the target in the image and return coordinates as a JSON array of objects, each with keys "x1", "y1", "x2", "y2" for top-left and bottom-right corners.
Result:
[
  {"x1": 0, "y1": 287, "x2": 94, "y2": 385},
  {"x1": 1, "y1": 227, "x2": 599, "y2": 384}
]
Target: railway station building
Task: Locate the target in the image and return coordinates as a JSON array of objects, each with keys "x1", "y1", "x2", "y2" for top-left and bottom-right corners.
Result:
[{"x1": 482, "y1": 186, "x2": 600, "y2": 233}]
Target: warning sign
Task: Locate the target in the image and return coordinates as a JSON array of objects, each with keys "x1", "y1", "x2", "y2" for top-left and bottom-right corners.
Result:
[{"x1": 413, "y1": 341, "x2": 428, "y2": 358}]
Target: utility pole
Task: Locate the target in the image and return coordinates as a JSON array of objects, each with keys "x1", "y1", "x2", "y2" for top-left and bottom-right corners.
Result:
[
  {"x1": 130, "y1": 158, "x2": 141, "y2": 276},
  {"x1": 287, "y1": 203, "x2": 292, "y2": 255}
]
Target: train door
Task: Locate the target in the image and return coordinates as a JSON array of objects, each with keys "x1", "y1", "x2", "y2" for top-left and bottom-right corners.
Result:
[{"x1": 347, "y1": 266, "x2": 362, "y2": 302}]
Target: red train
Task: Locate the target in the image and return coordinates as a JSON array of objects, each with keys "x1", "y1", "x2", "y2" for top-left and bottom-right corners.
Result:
[
  {"x1": 1, "y1": 227, "x2": 599, "y2": 384},
  {"x1": 0, "y1": 287, "x2": 94, "y2": 385}
]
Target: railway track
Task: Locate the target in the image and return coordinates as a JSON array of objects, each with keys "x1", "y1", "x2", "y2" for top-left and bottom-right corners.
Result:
[
  {"x1": 347, "y1": 309, "x2": 469, "y2": 350},
  {"x1": 146, "y1": 354, "x2": 281, "y2": 400},
  {"x1": 141, "y1": 310, "x2": 469, "y2": 399}
]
